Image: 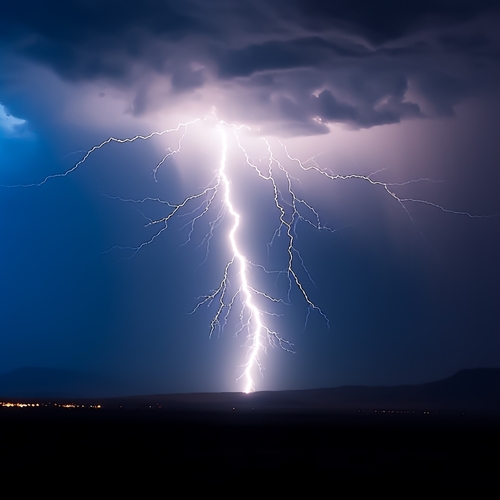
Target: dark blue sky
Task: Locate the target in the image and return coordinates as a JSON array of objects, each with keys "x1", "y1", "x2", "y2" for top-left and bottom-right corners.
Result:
[{"x1": 1, "y1": 0, "x2": 499, "y2": 394}]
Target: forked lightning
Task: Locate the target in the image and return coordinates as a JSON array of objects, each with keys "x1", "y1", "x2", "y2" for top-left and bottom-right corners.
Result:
[{"x1": 7, "y1": 116, "x2": 492, "y2": 392}]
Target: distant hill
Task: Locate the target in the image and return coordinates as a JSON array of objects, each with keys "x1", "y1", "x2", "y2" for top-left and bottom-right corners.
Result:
[
  {"x1": 109, "y1": 368, "x2": 500, "y2": 413},
  {"x1": 1, "y1": 367, "x2": 499, "y2": 413}
]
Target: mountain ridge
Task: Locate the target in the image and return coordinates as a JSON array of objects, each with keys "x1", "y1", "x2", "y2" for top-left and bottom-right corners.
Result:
[{"x1": 1, "y1": 366, "x2": 498, "y2": 412}]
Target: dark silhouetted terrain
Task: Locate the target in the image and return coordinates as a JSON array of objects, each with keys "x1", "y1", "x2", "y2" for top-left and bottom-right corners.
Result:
[
  {"x1": 1, "y1": 368, "x2": 498, "y2": 490},
  {"x1": 110, "y1": 367, "x2": 500, "y2": 413},
  {"x1": 1, "y1": 367, "x2": 499, "y2": 412}
]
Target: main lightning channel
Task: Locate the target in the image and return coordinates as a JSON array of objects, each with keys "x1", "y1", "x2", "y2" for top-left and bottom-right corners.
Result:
[{"x1": 217, "y1": 127, "x2": 262, "y2": 393}]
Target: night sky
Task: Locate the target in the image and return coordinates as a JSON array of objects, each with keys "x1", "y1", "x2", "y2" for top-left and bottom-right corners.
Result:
[{"x1": 1, "y1": 0, "x2": 499, "y2": 395}]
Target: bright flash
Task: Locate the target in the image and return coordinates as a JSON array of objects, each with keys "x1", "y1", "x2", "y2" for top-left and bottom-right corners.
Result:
[{"x1": 7, "y1": 116, "x2": 492, "y2": 393}]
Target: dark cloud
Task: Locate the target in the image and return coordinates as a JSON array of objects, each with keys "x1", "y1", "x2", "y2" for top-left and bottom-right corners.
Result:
[
  {"x1": 218, "y1": 37, "x2": 368, "y2": 78},
  {"x1": 412, "y1": 71, "x2": 472, "y2": 116},
  {"x1": 313, "y1": 90, "x2": 357, "y2": 122},
  {"x1": 1, "y1": 1, "x2": 199, "y2": 41},
  {"x1": 288, "y1": 0, "x2": 500, "y2": 43},
  {"x1": 438, "y1": 34, "x2": 497, "y2": 54},
  {"x1": 0, "y1": 0, "x2": 499, "y2": 132},
  {"x1": 311, "y1": 89, "x2": 421, "y2": 128},
  {"x1": 171, "y1": 66, "x2": 206, "y2": 91},
  {"x1": 1, "y1": 1, "x2": 203, "y2": 81}
]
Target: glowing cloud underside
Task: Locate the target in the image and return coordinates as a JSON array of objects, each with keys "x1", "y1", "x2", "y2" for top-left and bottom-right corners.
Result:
[{"x1": 13, "y1": 117, "x2": 491, "y2": 393}]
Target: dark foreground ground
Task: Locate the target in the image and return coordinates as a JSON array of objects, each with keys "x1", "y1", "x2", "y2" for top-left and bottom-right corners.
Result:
[{"x1": 1, "y1": 407, "x2": 498, "y2": 492}]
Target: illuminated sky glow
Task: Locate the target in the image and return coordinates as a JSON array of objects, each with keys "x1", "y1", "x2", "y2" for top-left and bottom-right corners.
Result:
[
  {"x1": 14, "y1": 118, "x2": 331, "y2": 392},
  {"x1": 6, "y1": 114, "x2": 495, "y2": 393},
  {"x1": 1, "y1": 1, "x2": 499, "y2": 395}
]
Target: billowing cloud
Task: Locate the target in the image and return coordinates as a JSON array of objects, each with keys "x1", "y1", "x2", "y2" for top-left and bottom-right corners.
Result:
[
  {"x1": 0, "y1": 103, "x2": 29, "y2": 137},
  {"x1": 1, "y1": 0, "x2": 499, "y2": 133}
]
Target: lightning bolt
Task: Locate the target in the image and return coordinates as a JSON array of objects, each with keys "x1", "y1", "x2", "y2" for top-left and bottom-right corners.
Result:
[
  {"x1": 4, "y1": 116, "x2": 496, "y2": 393},
  {"x1": 218, "y1": 128, "x2": 267, "y2": 393}
]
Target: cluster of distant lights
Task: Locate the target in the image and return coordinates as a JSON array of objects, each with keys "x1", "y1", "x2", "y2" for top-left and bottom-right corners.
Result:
[
  {"x1": 0, "y1": 400, "x2": 446, "y2": 415},
  {"x1": 0, "y1": 401, "x2": 101, "y2": 409}
]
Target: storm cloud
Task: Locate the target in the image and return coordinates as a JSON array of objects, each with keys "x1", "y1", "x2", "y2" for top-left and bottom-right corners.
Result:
[{"x1": 1, "y1": 0, "x2": 499, "y2": 133}]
